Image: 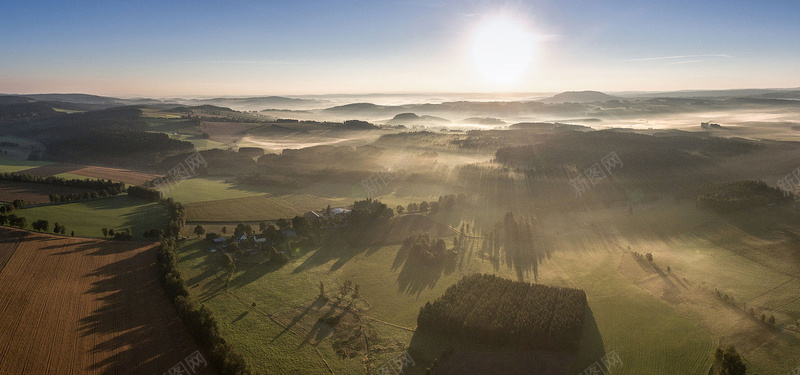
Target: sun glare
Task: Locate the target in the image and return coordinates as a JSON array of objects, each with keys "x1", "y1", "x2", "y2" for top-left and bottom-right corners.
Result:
[{"x1": 471, "y1": 16, "x2": 535, "y2": 85}]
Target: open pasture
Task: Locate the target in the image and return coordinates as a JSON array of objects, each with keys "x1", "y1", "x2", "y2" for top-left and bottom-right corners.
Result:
[
  {"x1": 19, "y1": 195, "x2": 168, "y2": 239},
  {"x1": 184, "y1": 193, "x2": 346, "y2": 222}
]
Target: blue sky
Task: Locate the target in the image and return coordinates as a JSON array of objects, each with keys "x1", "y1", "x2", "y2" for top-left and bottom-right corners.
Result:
[{"x1": 1, "y1": 0, "x2": 798, "y2": 96}]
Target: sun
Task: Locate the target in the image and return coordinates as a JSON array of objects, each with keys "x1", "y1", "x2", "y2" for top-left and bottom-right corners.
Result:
[{"x1": 471, "y1": 16, "x2": 535, "y2": 84}]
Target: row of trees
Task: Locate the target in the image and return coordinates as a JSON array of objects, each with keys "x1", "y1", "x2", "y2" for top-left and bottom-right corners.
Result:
[
  {"x1": 156, "y1": 238, "x2": 252, "y2": 374},
  {"x1": 417, "y1": 274, "x2": 587, "y2": 351},
  {"x1": 49, "y1": 191, "x2": 105, "y2": 203},
  {"x1": 401, "y1": 193, "x2": 469, "y2": 216},
  {"x1": 697, "y1": 180, "x2": 791, "y2": 213},
  {"x1": 0, "y1": 215, "x2": 74, "y2": 236},
  {"x1": 0, "y1": 199, "x2": 27, "y2": 213},
  {"x1": 0, "y1": 172, "x2": 125, "y2": 192},
  {"x1": 349, "y1": 198, "x2": 393, "y2": 224},
  {"x1": 402, "y1": 232, "x2": 451, "y2": 264},
  {"x1": 100, "y1": 227, "x2": 133, "y2": 240},
  {"x1": 127, "y1": 185, "x2": 162, "y2": 202},
  {"x1": 0, "y1": 214, "x2": 27, "y2": 228},
  {"x1": 162, "y1": 198, "x2": 187, "y2": 237}
]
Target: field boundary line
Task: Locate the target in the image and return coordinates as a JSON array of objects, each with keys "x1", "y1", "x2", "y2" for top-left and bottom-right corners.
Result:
[
  {"x1": 361, "y1": 315, "x2": 415, "y2": 332},
  {"x1": 746, "y1": 277, "x2": 796, "y2": 304},
  {"x1": 314, "y1": 347, "x2": 335, "y2": 374}
]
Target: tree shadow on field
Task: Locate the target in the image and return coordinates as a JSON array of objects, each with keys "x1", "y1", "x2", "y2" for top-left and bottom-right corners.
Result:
[
  {"x1": 291, "y1": 231, "x2": 375, "y2": 274},
  {"x1": 78, "y1": 246, "x2": 206, "y2": 374},
  {"x1": 395, "y1": 245, "x2": 458, "y2": 297}
]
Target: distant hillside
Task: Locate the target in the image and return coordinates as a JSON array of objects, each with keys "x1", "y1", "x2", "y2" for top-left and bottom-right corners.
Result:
[
  {"x1": 0, "y1": 95, "x2": 33, "y2": 105},
  {"x1": 321, "y1": 102, "x2": 399, "y2": 118},
  {"x1": 386, "y1": 112, "x2": 451, "y2": 125},
  {"x1": 22, "y1": 93, "x2": 123, "y2": 106},
  {"x1": 540, "y1": 91, "x2": 620, "y2": 103},
  {"x1": 697, "y1": 180, "x2": 791, "y2": 213},
  {"x1": 508, "y1": 122, "x2": 591, "y2": 132},
  {"x1": 180, "y1": 96, "x2": 325, "y2": 111},
  {"x1": 460, "y1": 117, "x2": 506, "y2": 125},
  {"x1": 753, "y1": 90, "x2": 800, "y2": 100}
]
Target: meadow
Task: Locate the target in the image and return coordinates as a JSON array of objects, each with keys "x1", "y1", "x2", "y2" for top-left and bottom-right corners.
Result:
[
  {"x1": 175, "y1": 195, "x2": 786, "y2": 374},
  {"x1": 18, "y1": 195, "x2": 168, "y2": 239},
  {"x1": 184, "y1": 193, "x2": 346, "y2": 222}
]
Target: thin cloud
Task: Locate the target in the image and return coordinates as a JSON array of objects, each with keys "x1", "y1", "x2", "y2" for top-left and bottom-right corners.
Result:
[
  {"x1": 670, "y1": 60, "x2": 703, "y2": 65},
  {"x1": 622, "y1": 54, "x2": 733, "y2": 62}
]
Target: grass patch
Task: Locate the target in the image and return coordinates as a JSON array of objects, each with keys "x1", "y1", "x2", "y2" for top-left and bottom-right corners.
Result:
[
  {"x1": 0, "y1": 159, "x2": 53, "y2": 173},
  {"x1": 163, "y1": 177, "x2": 274, "y2": 203},
  {"x1": 185, "y1": 194, "x2": 346, "y2": 222},
  {"x1": 18, "y1": 195, "x2": 168, "y2": 239}
]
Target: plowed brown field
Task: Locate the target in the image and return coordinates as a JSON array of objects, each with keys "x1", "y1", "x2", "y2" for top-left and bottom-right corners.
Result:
[
  {"x1": 0, "y1": 228, "x2": 214, "y2": 375},
  {"x1": 15, "y1": 164, "x2": 160, "y2": 186},
  {"x1": 69, "y1": 166, "x2": 161, "y2": 186},
  {"x1": 0, "y1": 181, "x2": 93, "y2": 204}
]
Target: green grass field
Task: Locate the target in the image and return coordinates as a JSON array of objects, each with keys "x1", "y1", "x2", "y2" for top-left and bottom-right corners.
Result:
[
  {"x1": 162, "y1": 177, "x2": 276, "y2": 203},
  {"x1": 184, "y1": 193, "x2": 347, "y2": 222},
  {"x1": 175, "y1": 205, "x2": 726, "y2": 374},
  {"x1": 18, "y1": 195, "x2": 168, "y2": 239},
  {"x1": 0, "y1": 159, "x2": 53, "y2": 173}
]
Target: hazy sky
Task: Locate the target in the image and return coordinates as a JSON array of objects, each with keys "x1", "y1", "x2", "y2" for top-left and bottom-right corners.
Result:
[{"x1": 1, "y1": 0, "x2": 798, "y2": 97}]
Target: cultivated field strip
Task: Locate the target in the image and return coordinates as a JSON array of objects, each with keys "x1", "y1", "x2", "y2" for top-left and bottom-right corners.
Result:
[
  {"x1": 0, "y1": 229, "x2": 24, "y2": 273},
  {"x1": 11, "y1": 163, "x2": 160, "y2": 186},
  {"x1": 0, "y1": 229, "x2": 213, "y2": 374}
]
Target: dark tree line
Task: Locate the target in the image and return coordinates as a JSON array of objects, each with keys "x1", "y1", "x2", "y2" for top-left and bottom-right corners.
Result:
[
  {"x1": 417, "y1": 274, "x2": 587, "y2": 351},
  {"x1": 403, "y1": 193, "x2": 469, "y2": 215},
  {"x1": 349, "y1": 198, "x2": 394, "y2": 224},
  {"x1": 402, "y1": 232, "x2": 450, "y2": 264},
  {"x1": 127, "y1": 185, "x2": 162, "y2": 202},
  {"x1": 156, "y1": 238, "x2": 252, "y2": 374},
  {"x1": 697, "y1": 180, "x2": 791, "y2": 213},
  {"x1": 161, "y1": 198, "x2": 187, "y2": 237},
  {"x1": 0, "y1": 214, "x2": 28, "y2": 228},
  {"x1": 0, "y1": 172, "x2": 125, "y2": 193},
  {"x1": 711, "y1": 345, "x2": 746, "y2": 375}
]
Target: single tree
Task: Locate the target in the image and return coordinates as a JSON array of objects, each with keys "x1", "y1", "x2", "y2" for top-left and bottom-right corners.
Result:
[
  {"x1": 419, "y1": 201, "x2": 430, "y2": 213},
  {"x1": 102, "y1": 227, "x2": 108, "y2": 237},
  {"x1": 108, "y1": 228, "x2": 115, "y2": 237},
  {"x1": 276, "y1": 218, "x2": 290, "y2": 229},
  {"x1": 194, "y1": 225, "x2": 206, "y2": 237},
  {"x1": 221, "y1": 226, "x2": 227, "y2": 234},
  {"x1": 768, "y1": 315, "x2": 776, "y2": 325},
  {"x1": 712, "y1": 345, "x2": 746, "y2": 375},
  {"x1": 396, "y1": 205, "x2": 405, "y2": 215}
]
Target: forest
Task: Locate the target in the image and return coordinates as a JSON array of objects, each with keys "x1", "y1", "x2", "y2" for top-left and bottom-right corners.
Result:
[{"x1": 417, "y1": 273, "x2": 587, "y2": 351}]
